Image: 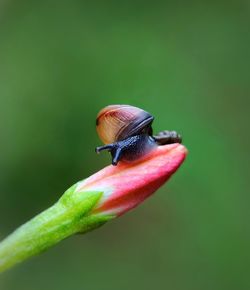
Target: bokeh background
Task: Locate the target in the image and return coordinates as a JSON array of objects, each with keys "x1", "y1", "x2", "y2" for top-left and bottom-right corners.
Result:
[{"x1": 0, "y1": 1, "x2": 249, "y2": 289}]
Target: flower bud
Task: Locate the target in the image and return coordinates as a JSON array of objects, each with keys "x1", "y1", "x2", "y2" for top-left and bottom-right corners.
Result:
[{"x1": 76, "y1": 143, "x2": 187, "y2": 216}]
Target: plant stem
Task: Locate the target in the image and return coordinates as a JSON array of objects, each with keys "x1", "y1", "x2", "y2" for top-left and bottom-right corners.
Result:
[{"x1": 0, "y1": 186, "x2": 113, "y2": 273}]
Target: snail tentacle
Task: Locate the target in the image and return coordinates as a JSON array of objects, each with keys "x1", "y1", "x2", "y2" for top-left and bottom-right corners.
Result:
[
  {"x1": 95, "y1": 143, "x2": 123, "y2": 165},
  {"x1": 111, "y1": 147, "x2": 122, "y2": 166},
  {"x1": 95, "y1": 144, "x2": 114, "y2": 154}
]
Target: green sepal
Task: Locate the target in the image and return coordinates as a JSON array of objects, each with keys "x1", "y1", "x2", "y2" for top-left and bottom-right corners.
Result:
[
  {"x1": 59, "y1": 183, "x2": 116, "y2": 233},
  {"x1": 78, "y1": 214, "x2": 116, "y2": 234}
]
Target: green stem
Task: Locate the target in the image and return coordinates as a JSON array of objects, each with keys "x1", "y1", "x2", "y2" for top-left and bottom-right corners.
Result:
[{"x1": 0, "y1": 185, "x2": 114, "y2": 273}]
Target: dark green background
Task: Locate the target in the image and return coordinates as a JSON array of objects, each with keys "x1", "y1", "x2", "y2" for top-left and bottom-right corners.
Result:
[{"x1": 0, "y1": 1, "x2": 249, "y2": 289}]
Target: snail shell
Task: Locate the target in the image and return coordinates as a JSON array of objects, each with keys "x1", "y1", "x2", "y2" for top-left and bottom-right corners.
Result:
[{"x1": 96, "y1": 105, "x2": 154, "y2": 144}]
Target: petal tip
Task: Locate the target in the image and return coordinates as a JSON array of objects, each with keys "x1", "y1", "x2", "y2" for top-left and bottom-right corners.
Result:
[{"x1": 173, "y1": 143, "x2": 188, "y2": 155}]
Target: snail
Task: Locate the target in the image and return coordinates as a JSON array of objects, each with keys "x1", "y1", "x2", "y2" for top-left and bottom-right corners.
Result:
[{"x1": 95, "y1": 105, "x2": 182, "y2": 165}]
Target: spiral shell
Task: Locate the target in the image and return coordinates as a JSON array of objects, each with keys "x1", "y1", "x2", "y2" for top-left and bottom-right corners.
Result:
[{"x1": 96, "y1": 105, "x2": 154, "y2": 144}]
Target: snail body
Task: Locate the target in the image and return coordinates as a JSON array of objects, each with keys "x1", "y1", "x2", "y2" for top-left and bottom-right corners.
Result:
[{"x1": 95, "y1": 105, "x2": 182, "y2": 165}]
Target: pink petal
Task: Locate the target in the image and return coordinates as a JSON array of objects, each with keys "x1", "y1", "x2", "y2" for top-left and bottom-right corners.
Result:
[{"x1": 77, "y1": 143, "x2": 187, "y2": 216}]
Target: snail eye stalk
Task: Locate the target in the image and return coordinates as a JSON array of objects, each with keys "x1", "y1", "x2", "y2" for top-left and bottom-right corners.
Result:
[
  {"x1": 95, "y1": 144, "x2": 114, "y2": 153},
  {"x1": 95, "y1": 143, "x2": 122, "y2": 165}
]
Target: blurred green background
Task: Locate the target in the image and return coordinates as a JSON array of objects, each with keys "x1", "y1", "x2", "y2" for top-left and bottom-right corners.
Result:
[{"x1": 0, "y1": 1, "x2": 249, "y2": 289}]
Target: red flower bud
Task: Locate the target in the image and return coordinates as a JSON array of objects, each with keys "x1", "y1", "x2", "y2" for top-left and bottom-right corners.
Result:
[{"x1": 76, "y1": 143, "x2": 187, "y2": 216}]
